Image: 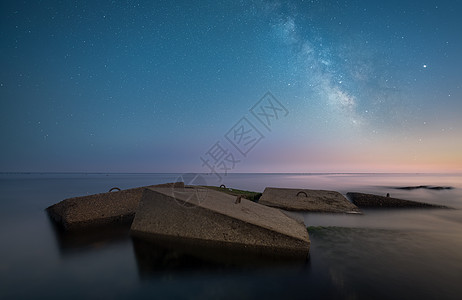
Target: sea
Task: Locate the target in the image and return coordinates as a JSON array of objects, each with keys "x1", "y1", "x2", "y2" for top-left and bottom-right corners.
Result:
[{"x1": 0, "y1": 173, "x2": 461, "y2": 299}]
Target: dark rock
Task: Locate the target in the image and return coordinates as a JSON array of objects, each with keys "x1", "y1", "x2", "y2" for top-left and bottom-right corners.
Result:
[
  {"x1": 346, "y1": 192, "x2": 449, "y2": 208},
  {"x1": 394, "y1": 185, "x2": 453, "y2": 190}
]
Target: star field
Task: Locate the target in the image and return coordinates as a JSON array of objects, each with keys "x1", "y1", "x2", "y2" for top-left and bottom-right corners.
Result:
[{"x1": 1, "y1": 0, "x2": 461, "y2": 172}]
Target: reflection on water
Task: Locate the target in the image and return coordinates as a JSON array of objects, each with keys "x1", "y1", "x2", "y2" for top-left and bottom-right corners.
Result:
[
  {"x1": 1, "y1": 173, "x2": 462, "y2": 299},
  {"x1": 48, "y1": 217, "x2": 132, "y2": 255},
  {"x1": 131, "y1": 236, "x2": 309, "y2": 277},
  {"x1": 309, "y1": 227, "x2": 462, "y2": 300}
]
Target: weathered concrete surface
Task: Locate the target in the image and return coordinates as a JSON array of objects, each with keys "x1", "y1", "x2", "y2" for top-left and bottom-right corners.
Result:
[
  {"x1": 258, "y1": 187, "x2": 361, "y2": 213},
  {"x1": 347, "y1": 192, "x2": 449, "y2": 208},
  {"x1": 130, "y1": 186, "x2": 310, "y2": 257},
  {"x1": 46, "y1": 182, "x2": 184, "y2": 230}
]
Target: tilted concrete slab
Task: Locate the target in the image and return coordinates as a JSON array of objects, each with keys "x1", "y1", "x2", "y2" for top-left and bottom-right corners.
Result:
[
  {"x1": 130, "y1": 186, "x2": 310, "y2": 257},
  {"x1": 259, "y1": 187, "x2": 361, "y2": 213},
  {"x1": 46, "y1": 182, "x2": 184, "y2": 230},
  {"x1": 347, "y1": 192, "x2": 449, "y2": 208}
]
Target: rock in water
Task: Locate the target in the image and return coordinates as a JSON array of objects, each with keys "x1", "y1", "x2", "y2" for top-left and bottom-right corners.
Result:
[
  {"x1": 46, "y1": 182, "x2": 184, "y2": 230},
  {"x1": 130, "y1": 186, "x2": 310, "y2": 258},
  {"x1": 346, "y1": 192, "x2": 448, "y2": 208}
]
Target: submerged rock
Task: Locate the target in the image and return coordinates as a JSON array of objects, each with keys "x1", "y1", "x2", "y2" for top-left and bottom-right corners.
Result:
[
  {"x1": 346, "y1": 192, "x2": 448, "y2": 208},
  {"x1": 130, "y1": 186, "x2": 310, "y2": 258},
  {"x1": 393, "y1": 185, "x2": 453, "y2": 191},
  {"x1": 258, "y1": 187, "x2": 361, "y2": 213}
]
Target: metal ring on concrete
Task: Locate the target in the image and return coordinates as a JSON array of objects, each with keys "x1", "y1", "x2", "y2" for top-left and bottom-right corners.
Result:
[{"x1": 296, "y1": 191, "x2": 307, "y2": 197}]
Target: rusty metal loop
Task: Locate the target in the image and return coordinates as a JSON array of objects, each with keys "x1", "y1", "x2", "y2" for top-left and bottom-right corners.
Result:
[
  {"x1": 296, "y1": 191, "x2": 307, "y2": 197},
  {"x1": 109, "y1": 187, "x2": 121, "y2": 192}
]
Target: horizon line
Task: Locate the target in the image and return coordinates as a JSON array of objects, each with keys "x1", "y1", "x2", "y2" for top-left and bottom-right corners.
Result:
[{"x1": 1, "y1": 171, "x2": 462, "y2": 175}]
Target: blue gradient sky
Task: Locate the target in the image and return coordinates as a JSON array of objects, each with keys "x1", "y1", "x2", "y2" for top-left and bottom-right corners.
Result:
[{"x1": 1, "y1": 0, "x2": 461, "y2": 173}]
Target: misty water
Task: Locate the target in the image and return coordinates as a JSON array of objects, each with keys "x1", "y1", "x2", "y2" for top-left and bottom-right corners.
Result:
[{"x1": 0, "y1": 173, "x2": 461, "y2": 299}]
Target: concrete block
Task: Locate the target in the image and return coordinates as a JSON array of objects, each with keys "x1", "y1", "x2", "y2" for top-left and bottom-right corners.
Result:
[
  {"x1": 259, "y1": 187, "x2": 361, "y2": 213},
  {"x1": 46, "y1": 182, "x2": 184, "y2": 230},
  {"x1": 130, "y1": 186, "x2": 310, "y2": 257}
]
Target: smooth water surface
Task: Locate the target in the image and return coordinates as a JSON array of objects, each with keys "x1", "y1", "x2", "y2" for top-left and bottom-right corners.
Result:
[{"x1": 0, "y1": 173, "x2": 461, "y2": 299}]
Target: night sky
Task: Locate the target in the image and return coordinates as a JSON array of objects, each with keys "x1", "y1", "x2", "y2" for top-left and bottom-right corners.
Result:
[{"x1": 1, "y1": 0, "x2": 461, "y2": 173}]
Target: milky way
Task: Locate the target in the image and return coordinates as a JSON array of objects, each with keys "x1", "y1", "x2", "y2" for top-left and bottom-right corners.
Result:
[{"x1": 1, "y1": 0, "x2": 461, "y2": 172}]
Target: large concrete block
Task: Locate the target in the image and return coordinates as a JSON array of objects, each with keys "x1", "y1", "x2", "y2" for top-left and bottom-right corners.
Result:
[
  {"x1": 130, "y1": 186, "x2": 310, "y2": 257},
  {"x1": 46, "y1": 182, "x2": 184, "y2": 230},
  {"x1": 259, "y1": 187, "x2": 361, "y2": 213}
]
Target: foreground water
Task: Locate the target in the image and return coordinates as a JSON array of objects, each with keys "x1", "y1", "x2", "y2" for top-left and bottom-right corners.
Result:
[{"x1": 0, "y1": 173, "x2": 461, "y2": 299}]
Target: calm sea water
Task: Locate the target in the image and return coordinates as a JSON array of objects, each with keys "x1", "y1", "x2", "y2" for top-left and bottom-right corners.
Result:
[{"x1": 0, "y1": 173, "x2": 461, "y2": 299}]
